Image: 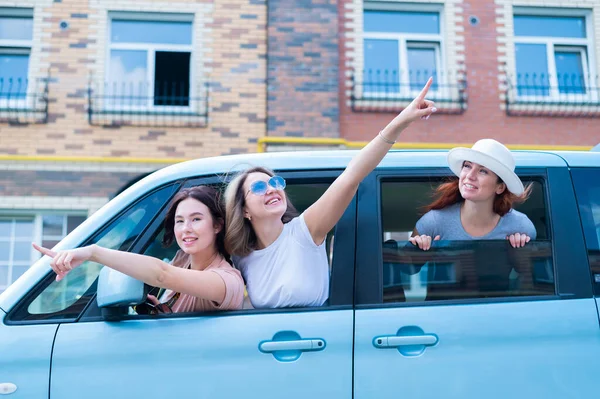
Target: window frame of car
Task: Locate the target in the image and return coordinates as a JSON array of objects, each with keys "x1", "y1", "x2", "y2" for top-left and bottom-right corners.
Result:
[
  {"x1": 5, "y1": 182, "x2": 183, "y2": 325},
  {"x1": 189, "y1": 170, "x2": 357, "y2": 310},
  {"x1": 354, "y1": 166, "x2": 593, "y2": 308},
  {"x1": 76, "y1": 169, "x2": 356, "y2": 322}
]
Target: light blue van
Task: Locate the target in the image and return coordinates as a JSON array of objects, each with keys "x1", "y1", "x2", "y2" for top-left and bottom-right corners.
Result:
[{"x1": 1, "y1": 149, "x2": 599, "y2": 399}]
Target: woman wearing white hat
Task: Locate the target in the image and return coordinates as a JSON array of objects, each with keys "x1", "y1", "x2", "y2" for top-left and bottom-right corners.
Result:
[{"x1": 409, "y1": 139, "x2": 536, "y2": 250}]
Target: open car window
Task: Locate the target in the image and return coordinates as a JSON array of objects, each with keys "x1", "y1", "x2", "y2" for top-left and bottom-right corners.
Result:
[{"x1": 379, "y1": 177, "x2": 554, "y2": 304}]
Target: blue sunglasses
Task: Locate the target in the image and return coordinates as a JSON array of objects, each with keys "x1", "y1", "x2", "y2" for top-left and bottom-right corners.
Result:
[{"x1": 246, "y1": 175, "x2": 286, "y2": 197}]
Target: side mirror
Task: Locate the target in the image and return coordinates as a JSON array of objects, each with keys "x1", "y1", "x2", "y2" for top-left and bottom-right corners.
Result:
[{"x1": 97, "y1": 267, "x2": 145, "y2": 320}]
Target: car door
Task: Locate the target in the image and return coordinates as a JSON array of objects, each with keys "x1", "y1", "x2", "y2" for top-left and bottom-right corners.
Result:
[
  {"x1": 49, "y1": 174, "x2": 355, "y2": 399},
  {"x1": 353, "y1": 165, "x2": 599, "y2": 399},
  {"x1": 0, "y1": 310, "x2": 56, "y2": 398}
]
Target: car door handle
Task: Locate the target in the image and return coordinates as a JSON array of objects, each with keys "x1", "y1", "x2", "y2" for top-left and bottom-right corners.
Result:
[
  {"x1": 373, "y1": 334, "x2": 438, "y2": 348},
  {"x1": 259, "y1": 339, "x2": 326, "y2": 353}
]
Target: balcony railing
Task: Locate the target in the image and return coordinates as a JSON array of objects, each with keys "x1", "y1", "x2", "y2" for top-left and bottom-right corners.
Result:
[
  {"x1": 350, "y1": 70, "x2": 467, "y2": 114},
  {"x1": 87, "y1": 81, "x2": 209, "y2": 127},
  {"x1": 505, "y1": 73, "x2": 600, "y2": 117},
  {"x1": 0, "y1": 77, "x2": 49, "y2": 125}
]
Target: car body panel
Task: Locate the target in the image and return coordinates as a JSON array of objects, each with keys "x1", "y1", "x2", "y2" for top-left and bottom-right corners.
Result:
[
  {"x1": 51, "y1": 309, "x2": 353, "y2": 399},
  {"x1": 354, "y1": 299, "x2": 600, "y2": 399},
  {"x1": 0, "y1": 310, "x2": 56, "y2": 398}
]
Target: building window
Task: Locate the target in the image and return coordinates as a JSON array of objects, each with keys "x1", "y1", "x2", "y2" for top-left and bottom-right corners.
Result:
[
  {"x1": 513, "y1": 12, "x2": 594, "y2": 100},
  {"x1": 40, "y1": 215, "x2": 87, "y2": 249},
  {"x1": 106, "y1": 13, "x2": 193, "y2": 109},
  {"x1": 0, "y1": 214, "x2": 86, "y2": 293},
  {"x1": 352, "y1": 4, "x2": 465, "y2": 113},
  {"x1": 0, "y1": 8, "x2": 33, "y2": 103},
  {"x1": 362, "y1": 7, "x2": 442, "y2": 97}
]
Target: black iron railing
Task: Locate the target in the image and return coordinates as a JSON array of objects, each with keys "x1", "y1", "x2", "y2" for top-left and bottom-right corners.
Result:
[
  {"x1": 350, "y1": 69, "x2": 467, "y2": 114},
  {"x1": 506, "y1": 73, "x2": 600, "y2": 117},
  {"x1": 0, "y1": 77, "x2": 49, "y2": 124},
  {"x1": 87, "y1": 81, "x2": 209, "y2": 127}
]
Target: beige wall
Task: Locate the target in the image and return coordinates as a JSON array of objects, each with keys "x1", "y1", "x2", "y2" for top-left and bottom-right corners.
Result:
[{"x1": 0, "y1": 0, "x2": 267, "y2": 158}]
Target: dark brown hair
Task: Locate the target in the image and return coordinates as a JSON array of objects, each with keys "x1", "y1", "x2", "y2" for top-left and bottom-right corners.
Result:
[
  {"x1": 162, "y1": 186, "x2": 229, "y2": 261},
  {"x1": 424, "y1": 176, "x2": 532, "y2": 216}
]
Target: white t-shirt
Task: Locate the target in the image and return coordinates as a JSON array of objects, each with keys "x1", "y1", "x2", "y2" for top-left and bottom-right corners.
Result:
[{"x1": 233, "y1": 214, "x2": 330, "y2": 308}]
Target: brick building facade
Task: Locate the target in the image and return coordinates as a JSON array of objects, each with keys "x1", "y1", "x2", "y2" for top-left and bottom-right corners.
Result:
[
  {"x1": 266, "y1": 0, "x2": 338, "y2": 139},
  {"x1": 340, "y1": 0, "x2": 600, "y2": 146}
]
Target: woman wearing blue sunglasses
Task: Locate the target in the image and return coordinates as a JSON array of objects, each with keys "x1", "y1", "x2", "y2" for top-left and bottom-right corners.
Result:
[{"x1": 224, "y1": 78, "x2": 437, "y2": 308}]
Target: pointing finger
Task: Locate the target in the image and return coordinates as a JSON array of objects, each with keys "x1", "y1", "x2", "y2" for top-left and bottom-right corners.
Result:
[
  {"x1": 417, "y1": 77, "x2": 433, "y2": 101},
  {"x1": 32, "y1": 242, "x2": 57, "y2": 258}
]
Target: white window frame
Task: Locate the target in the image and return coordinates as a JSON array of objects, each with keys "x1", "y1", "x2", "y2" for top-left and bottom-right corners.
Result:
[
  {"x1": 360, "y1": 2, "x2": 445, "y2": 100},
  {"x1": 513, "y1": 7, "x2": 597, "y2": 103},
  {"x1": 553, "y1": 45, "x2": 590, "y2": 94},
  {"x1": 0, "y1": 212, "x2": 87, "y2": 293},
  {"x1": 40, "y1": 214, "x2": 87, "y2": 246},
  {"x1": 0, "y1": 216, "x2": 35, "y2": 292},
  {"x1": 0, "y1": 8, "x2": 34, "y2": 110},
  {"x1": 105, "y1": 12, "x2": 196, "y2": 113}
]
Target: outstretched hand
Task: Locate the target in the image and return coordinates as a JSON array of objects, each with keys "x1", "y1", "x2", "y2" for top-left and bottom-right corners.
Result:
[
  {"x1": 396, "y1": 77, "x2": 437, "y2": 124},
  {"x1": 32, "y1": 243, "x2": 94, "y2": 281}
]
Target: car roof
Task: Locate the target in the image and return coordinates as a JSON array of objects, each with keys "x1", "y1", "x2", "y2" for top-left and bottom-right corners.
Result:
[
  {"x1": 143, "y1": 149, "x2": 570, "y2": 186},
  {"x1": 553, "y1": 150, "x2": 600, "y2": 167},
  {"x1": 113, "y1": 149, "x2": 575, "y2": 202}
]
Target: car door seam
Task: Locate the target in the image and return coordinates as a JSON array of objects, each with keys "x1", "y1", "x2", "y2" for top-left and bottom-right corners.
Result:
[{"x1": 48, "y1": 323, "x2": 60, "y2": 399}]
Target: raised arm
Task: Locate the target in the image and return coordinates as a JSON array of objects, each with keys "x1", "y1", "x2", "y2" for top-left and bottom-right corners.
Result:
[
  {"x1": 32, "y1": 243, "x2": 227, "y2": 304},
  {"x1": 304, "y1": 78, "x2": 437, "y2": 245}
]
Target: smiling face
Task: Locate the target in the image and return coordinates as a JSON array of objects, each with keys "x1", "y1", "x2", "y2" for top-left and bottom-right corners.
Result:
[
  {"x1": 243, "y1": 172, "x2": 287, "y2": 221},
  {"x1": 173, "y1": 198, "x2": 220, "y2": 255},
  {"x1": 458, "y1": 161, "x2": 506, "y2": 203}
]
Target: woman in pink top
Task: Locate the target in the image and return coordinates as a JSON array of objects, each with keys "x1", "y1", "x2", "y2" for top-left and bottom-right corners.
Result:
[{"x1": 33, "y1": 186, "x2": 244, "y2": 313}]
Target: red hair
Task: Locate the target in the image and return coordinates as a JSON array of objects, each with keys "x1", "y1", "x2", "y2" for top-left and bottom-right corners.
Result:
[{"x1": 424, "y1": 177, "x2": 532, "y2": 217}]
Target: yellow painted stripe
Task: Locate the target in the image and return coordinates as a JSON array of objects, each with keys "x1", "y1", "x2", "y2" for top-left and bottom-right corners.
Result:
[{"x1": 257, "y1": 137, "x2": 593, "y2": 153}]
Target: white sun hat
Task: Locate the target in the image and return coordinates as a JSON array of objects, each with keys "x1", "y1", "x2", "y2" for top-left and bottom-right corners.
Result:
[{"x1": 447, "y1": 139, "x2": 524, "y2": 195}]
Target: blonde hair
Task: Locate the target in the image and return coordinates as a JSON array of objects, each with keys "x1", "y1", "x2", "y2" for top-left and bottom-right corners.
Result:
[{"x1": 224, "y1": 166, "x2": 297, "y2": 257}]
